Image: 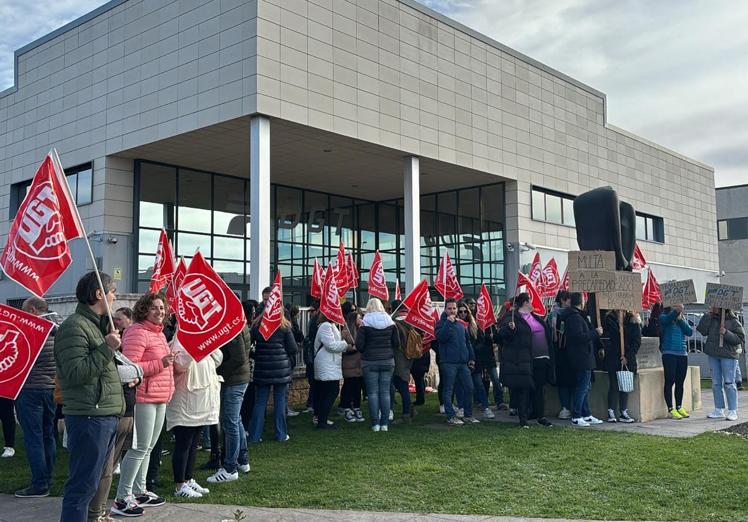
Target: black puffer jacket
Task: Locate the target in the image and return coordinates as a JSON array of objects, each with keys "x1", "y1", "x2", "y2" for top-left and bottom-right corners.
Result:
[
  {"x1": 498, "y1": 313, "x2": 553, "y2": 389},
  {"x1": 356, "y1": 312, "x2": 399, "y2": 362},
  {"x1": 561, "y1": 307, "x2": 600, "y2": 372},
  {"x1": 23, "y1": 326, "x2": 57, "y2": 390},
  {"x1": 473, "y1": 326, "x2": 498, "y2": 372},
  {"x1": 250, "y1": 326, "x2": 298, "y2": 385},
  {"x1": 603, "y1": 312, "x2": 642, "y2": 373},
  {"x1": 217, "y1": 326, "x2": 252, "y2": 385}
]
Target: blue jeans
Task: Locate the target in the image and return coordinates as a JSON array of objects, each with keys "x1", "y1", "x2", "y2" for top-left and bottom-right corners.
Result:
[
  {"x1": 221, "y1": 383, "x2": 248, "y2": 473},
  {"x1": 558, "y1": 386, "x2": 574, "y2": 410},
  {"x1": 15, "y1": 389, "x2": 56, "y2": 491},
  {"x1": 471, "y1": 372, "x2": 489, "y2": 410},
  {"x1": 391, "y1": 375, "x2": 411, "y2": 416},
  {"x1": 441, "y1": 363, "x2": 474, "y2": 418},
  {"x1": 249, "y1": 383, "x2": 288, "y2": 442},
  {"x1": 362, "y1": 363, "x2": 394, "y2": 427},
  {"x1": 710, "y1": 356, "x2": 738, "y2": 411},
  {"x1": 61, "y1": 415, "x2": 117, "y2": 522},
  {"x1": 572, "y1": 370, "x2": 592, "y2": 419}
]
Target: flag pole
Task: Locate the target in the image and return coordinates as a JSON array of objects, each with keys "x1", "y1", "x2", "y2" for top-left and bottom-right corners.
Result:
[{"x1": 51, "y1": 149, "x2": 115, "y2": 332}]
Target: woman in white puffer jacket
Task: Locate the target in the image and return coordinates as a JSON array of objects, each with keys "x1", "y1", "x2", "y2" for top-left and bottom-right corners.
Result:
[
  {"x1": 166, "y1": 340, "x2": 222, "y2": 498},
  {"x1": 313, "y1": 316, "x2": 352, "y2": 429}
]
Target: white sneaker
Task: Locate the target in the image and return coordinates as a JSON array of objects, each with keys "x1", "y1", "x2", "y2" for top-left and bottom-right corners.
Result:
[
  {"x1": 619, "y1": 410, "x2": 636, "y2": 423},
  {"x1": 584, "y1": 416, "x2": 604, "y2": 425},
  {"x1": 287, "y1": 408, "x2": 300, "y2": 417},
  {"x1": 113, "y1": 462, "x2": 120, "y2": 475},
  {"x1": 558, "y1": 407, "x2": 571, "y2": 420},
  {"x1": 371, "y1": 424, "x2": 380, "y2": 432},
  {"x1": 1, "y1": 447, "x2": 14, "y2": 458},
  {"x1": 238, "y1": 463, "x2": 250, "y2": 473},
  {"x1": 206, "y1": 467, "x2": 239, "y2": 483},
  {"x1": 455, "y1": 408, "x2": 465, "y2": 419},
  {"x1": 707, "y1": 409, "x2": 725, "y2": 419},
  {"x1": 572, "y1": 417, "x2": 590, "y2": 427},
  {"x1": 175, "y1": 483, "x2": 202, "y2": 498},
  {"x1": 389, "y1": 410, "x2": 394, "y2": 421},
  {"x1": 380, "y1": 425, "x2": 388, "y2": 432},
  {"x1": 186, "y1": 479, "x2": 209, "y2": 494},
  {"x1": 344, "y1": 409, "x2": 356, "y2": 422},
  {"x1": 726, "y1": 410, "x2": 738, "y2": 421},
  {"x1": 438, "y1": 405, "x2": 445, "y2": 414},
  {"x1": 606, "y1": 409, "x2": 617, "y2": 423},
  {"x1": 483, "y1": 408, "x2": 495, "y2": 419}
]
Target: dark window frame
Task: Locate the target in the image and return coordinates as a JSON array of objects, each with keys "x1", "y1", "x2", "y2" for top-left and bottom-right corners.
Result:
[
  {"x1": 718, "y1": 217, "x2": 748, "y2": 241},
  {"x1": 8, "y1": 162, "x2": 94, "y2": 219},
  {"x1": 530, "y1": 186, "x2": 575, "y2": 227},
  {"x1": 636, "y1": 211, "x2": 665, "y2": 243}
]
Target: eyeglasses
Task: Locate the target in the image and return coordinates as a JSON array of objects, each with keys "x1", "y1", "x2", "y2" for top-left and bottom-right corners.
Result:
[{"x1": 458, "y1": 310, "x2": 468, "y2": 315}]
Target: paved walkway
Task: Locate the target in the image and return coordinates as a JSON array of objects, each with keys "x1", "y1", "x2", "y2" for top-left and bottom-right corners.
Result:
[
  {"x1": 0, "y1": 495, "x2": 667, "y2": 522},
  {"x1": 478, "y1": 389, "x2": 747, "y2": 437}
]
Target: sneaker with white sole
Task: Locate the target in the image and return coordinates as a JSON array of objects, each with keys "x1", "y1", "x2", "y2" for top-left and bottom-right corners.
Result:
[
  {"x1": 287, "y1": 407, "x2": 300, "y2": 417},
  {"x1": 380, "y1": 425, "x2": 389, "y2": 432},
  {"x1": 619, "y1": 410, "x2": 636, "y2": 423},
  {"x1": 572, "y1": 417, "x2": 590, "y2": 427},
  {"x1": 463, "y1": 416, "x2": 481, "y2": 424},
  {"x1": 447, "y1": 416, "x2": 464, "y2": 426},
  {"x1": 707, "y1": 408, "x2": 725, "y2": 419},
  {"x1": 455, "y1": 408, "x2": 465, "y2": 418},
  {"x1": 1, "y1": 447, "x2": 15, "y2": 458},
  {"x1": 207, "y1": 467, "x2": 239, "y2": 483},
  {"x1": 389, "y1": 410, "x2": 394, "y2": 421},
  {"x1": 134, "y1": 491, "x2": 165, "y2": 507},
  {"x1": 186, "y1": 479, "x2": 209, "y2": 494},
  {"x1": 483, "y1": 408, "x2": 495, "y2": 419},
  {"x1": 438, "y1": 405, "x2": 446, "y2": 414},
  {"x1": 726, "y1": 410, "x2": 738, "y2": 421},
  {"x1": 606, "y1": 409, "x2": 617, "y2": 423},
  {"x1": 110, "y1": 496, "x2": 144, "y2": 517},
  {"x1": 371, "y1": 424, "x2": 380, "y2": 432},
  {"x1": 354, "y1": 408, "x2": 365, "y2": 422},
  {"x1": 174, "y1": 483, "x2": 202, "y2": 498},
  {"x1": 238, "y1": 463, "x2": 250, "y2": 473},
  {"x1": 558, "y1": 407, "x2": 571, "y2": 420},
  {"x1": 584, "y1": 416, "x2": 604, "y2": 425},
  {"x1": 344, "y1": 409, "x2": 356, "y2": 422}
]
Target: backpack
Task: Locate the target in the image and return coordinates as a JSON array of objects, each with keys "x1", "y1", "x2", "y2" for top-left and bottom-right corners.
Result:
[
  {"x1": 302, "y1": 336, "x2": 316, "y2": 366},
  {"x1": 404, "y1": 328, "x2": 423, "y2": 360}
]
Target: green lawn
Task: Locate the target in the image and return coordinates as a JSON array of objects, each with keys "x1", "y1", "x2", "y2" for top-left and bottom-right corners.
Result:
[{"x1": 2, "y1": 395, "x2": 746, "y2": 521}]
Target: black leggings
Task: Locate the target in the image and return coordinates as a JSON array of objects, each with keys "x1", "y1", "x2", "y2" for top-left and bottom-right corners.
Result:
[
  {"x1": 340, "y1": 377, "x2": 363, "y2": 409},
  {"x1": 608, "y1": 370, "x2": 629, "y2": 412},
  {"x1": 172, "y1": 426, "x2": 201, "y2": 484},
  {"x1": 0, "y1": 398, "x2": 15, "y2": 448},
  {"x1": 662, "y1": 354, "x2": 688, "y2": 409},
  {"x1": 510, "y1": 387, "x2": 532, "y2": 424},
  {"x1": 313, "y1": 380, "x2": 339, "y2": 426}
]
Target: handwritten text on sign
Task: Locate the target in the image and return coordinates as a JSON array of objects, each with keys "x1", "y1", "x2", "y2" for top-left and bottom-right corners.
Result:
[
  {"x1": 567, "y1": 251, "x2": 616, "y2": 271},
  {"x1": 569, "y1": 270, "x2": 617, "y2": 293},
  {"x1": 596, "y1": 272, "x2": 642, "y2": 311},
  {"x1": 704, "y1": 283, "x2": 744, "y2": 310},
  {"x1": 660, "y1": 280, "x2": 697, "y2": 307}
]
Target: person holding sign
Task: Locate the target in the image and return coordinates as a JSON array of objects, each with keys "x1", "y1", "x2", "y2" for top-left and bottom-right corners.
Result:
[
  {"x1": 697, "y1": 308, "x2": 745, "y2": 421},
  {"x1": 602, "y1": 311, "x2": 642, "y2": 423},
  {"x1": 560, "y1": 293, "x2": 604, "y2": 427},
  {"x1": 659, "y1": 304, "x2": 693, "y2": 420},
  {"x1": 55, "y1": 272, "x2": 124, "y2": 522}
]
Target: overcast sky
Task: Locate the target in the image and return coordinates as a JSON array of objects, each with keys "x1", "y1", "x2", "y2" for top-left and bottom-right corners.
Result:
[{"x1": 1, "y1": 0, "x2": 746, "y2": 187}]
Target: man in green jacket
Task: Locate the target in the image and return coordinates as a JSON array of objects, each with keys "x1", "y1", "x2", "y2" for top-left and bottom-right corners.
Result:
[{"x1": 55, "y1": 271, "x2": 124, "y2": 522}]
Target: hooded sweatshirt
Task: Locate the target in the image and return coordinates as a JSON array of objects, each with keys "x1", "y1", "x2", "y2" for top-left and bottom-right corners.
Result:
[{"x1": 356, "y1": 311, "x2": 399, "y2": 365}]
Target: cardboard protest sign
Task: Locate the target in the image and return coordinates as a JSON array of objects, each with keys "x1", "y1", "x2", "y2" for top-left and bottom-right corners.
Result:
[
  {"x1": 704, "y1": 283, "x2": 744, "y2": 310},
  {"x1": 596, "y1": 272, "x2": 642, "y2": 311},
  {"x1": 660, "y1": 280, "x2": 697, "y2": 307},
  {"x1": 567, "y1": 250, "x2": 617, "y2": 293}
]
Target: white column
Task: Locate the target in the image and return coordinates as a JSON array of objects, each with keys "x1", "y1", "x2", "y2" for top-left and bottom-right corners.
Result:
[
  {"x1": 403, "y1": 156, "x2": 420, "y2": 293},
  {"x1": 250, "y1": 115, "x2": 271, "y2": 301}
]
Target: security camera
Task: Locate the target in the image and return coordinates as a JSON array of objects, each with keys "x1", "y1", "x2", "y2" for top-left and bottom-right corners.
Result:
[{"x1": 107, "y1": 236, "x2": 118, "y2": 244}]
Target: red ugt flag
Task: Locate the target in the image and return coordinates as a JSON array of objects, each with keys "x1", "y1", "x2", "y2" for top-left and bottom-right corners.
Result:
[
  {"x1": 642, "y1": 268, "x2": 661, "y2": 309},
  {"x1": 402, "y1": 279, "x2": 429, "y2": 310},
  {"x1": 334, "y1": 241, "x2": 350, "y2": 297},
  {"x1": 176, "y1": 251, "x2": 247, "y2": 362},
  {"x1": 476, "y1": 283, "x2": 497, "y2": 332},
  {"x1": 516, "y1": 272, "x2": 546, "y2": 316},
  {"x1": 434, "y1": 252, "x2": 464, "y2": 300},
  {"x1": 404, "y1": 280, "x2": 436, "y2": 338},
  {"x1": 310, "y1": 258, "x2": 324, "y2": 299},
  {"x1": 631, "y1": 243, "x2": 648, "y2": 272},
  {"x1": 528, "y1": 252, "x2": 545, "y2": 289},
  {"x1": 1, "y1": 152, "x2": 85, "y2": 297},
  {"x1": 347, "y1": 252, "x2": 359, "y2": 289},
  {"x1": 394, "y1": 279, "x2": 402, "y2": 301},
  {"x1": 149, "y1": 229, "x2": 176, "y2": 294},
  {"x1": 541, "y1": 258, "x2": 561, "y2": 298},
  {"x1": 0, "y1": 304, "x2": 55, "y2": 399},
  {"x1": 166, "y1": 257, "x2": 187, "y2": 312},
  {"x1": 259, "y1": 271, "x2": 283, "y2": 340},
  {"x1": 320, "y1": 264, "x2": 345, "y2": 324},
  {"x1": 367, "y1": 250, "x2": 389, "y2": 302},
  {"x1": 560, "y1": 267, "x2": 570, "y2": 291}
]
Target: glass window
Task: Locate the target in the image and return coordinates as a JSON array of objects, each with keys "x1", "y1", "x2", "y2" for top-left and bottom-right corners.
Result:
[
  {"x1": 276, "y1": 186, "x2": 304, "y2": 243},
  {"x1": 177, "y1": 232, "x2": 211, "y2": 258},
  {"x1": 178, "y1": 169, "x2": 211, "y2": 233},
  {"x1": 138, "y1": 228, "x2": 162, "y2": 254},
  {"x1": 636, "y1": 215, "x2": 646, "y2": 240},
  {"x1": 636, "y1": 212, "x2": 665, "y2": 243},
  {"x1": 214, "y1": 175, "x2": 247, "y2": 236},
  {"x1": 546, "y1": 193, "x2": 562, "y2": 224},
  {"x1": 562, "y1": 198, "x2": 575, "y2": 226},
  {"x1": 531, "y1": 189, "x2": 545, "y2": 221},
  {"x1": 646, "y1": 217, "x2": 654, "y2": 242},
  {"x1": 67, "y1": 173, "x2": 78, "y2": 202},
  {"x1": 214, "y1": 236, "x2": 244, "y2": 260},
  {"x1": 718, "y1": 220, "x2": 728, "y2": 240},
  {"x1": 76, "y1": 168, "x2": 93, "y2": 205},
  {"x1": 727, "y1": 217, "x2": 748, "y2": 240},
  {"x1": 140, "y1": 163, "x2": 176, "y2": 229}
]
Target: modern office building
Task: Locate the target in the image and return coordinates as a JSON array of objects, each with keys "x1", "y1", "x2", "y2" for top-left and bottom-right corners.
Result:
[
  {"x1": 716, "y1": 184, "x2": 748, "y2": 304},
  {"x1": 0, "y1": 0, "x2": 720, "y2": 306}
]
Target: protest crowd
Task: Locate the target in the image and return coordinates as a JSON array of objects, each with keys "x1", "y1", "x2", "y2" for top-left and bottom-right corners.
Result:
[{"x1": 0, "y1": 153, "x2": 745, "y2": 522}]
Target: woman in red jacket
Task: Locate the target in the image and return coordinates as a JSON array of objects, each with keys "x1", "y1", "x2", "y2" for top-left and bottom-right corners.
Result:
[{"x1": 112, "y1": 293, "x2": 174, "y2": 516}]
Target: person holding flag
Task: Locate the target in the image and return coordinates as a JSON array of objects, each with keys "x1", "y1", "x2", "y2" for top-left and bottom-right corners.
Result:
[
  {"x1": 248, "y1": 275, "x2": 299, "y2": 443},
  {"x1": 54, "y1": 272, "x2": 124, "y2": 522},
  {"x1": 356, "y1": 298, "x2": 400, "y2": 432}
]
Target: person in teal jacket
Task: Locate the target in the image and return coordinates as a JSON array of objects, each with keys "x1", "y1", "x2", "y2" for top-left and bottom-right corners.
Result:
[{"x1": 659, "y1": 304, "x2": 693, "y2": 419}]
